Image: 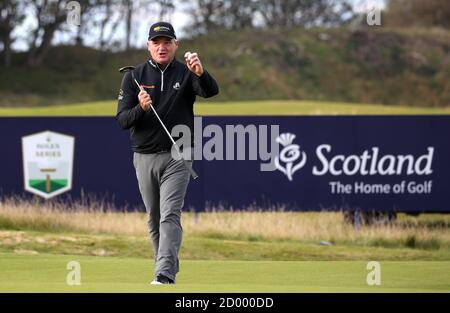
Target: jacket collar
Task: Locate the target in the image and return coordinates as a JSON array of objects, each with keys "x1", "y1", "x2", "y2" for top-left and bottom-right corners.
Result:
[{"x1": 148, "y1": 58, "x2": 176, "y2": 71}]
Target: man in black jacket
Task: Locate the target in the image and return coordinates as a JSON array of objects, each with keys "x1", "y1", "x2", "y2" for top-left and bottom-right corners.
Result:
[{"x1": 116, "y1": 22, "x2": 219, "y2": 285}]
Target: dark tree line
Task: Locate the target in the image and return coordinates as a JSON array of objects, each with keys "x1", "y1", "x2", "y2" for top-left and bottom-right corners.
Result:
[
  {"x1": 0, "y1": 0, "x2": 173, "y2": 67},
  {"x1": 187, "y1": 0, "x2": 354, "y2": 35},
  {"x1": 1, "y1": 0, "x2": 449, "y2": 67},
  {"x1": 0, "y1": 0, "x2": 25, "y2": 67},
  {"x1": 0, "y1": 0, "x2": 356, "y2": 67}
]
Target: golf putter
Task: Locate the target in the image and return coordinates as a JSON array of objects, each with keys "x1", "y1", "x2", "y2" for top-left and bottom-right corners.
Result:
[{"x1": 119, "y1": 66, "x2": 198, "y2": 180}]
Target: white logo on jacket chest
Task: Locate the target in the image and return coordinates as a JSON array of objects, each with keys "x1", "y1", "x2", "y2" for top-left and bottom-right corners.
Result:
[{"x1": 173, "y1": 82, "x2": 181, "y2": 90}]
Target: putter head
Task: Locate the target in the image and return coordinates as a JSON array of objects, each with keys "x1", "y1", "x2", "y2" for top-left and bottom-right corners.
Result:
[
  {"x1": 119, "y1": 65, "x2": 140, "y2": 89},
  {"x1": 118, "y1": 66, "x2": 136, "y2": 73}
]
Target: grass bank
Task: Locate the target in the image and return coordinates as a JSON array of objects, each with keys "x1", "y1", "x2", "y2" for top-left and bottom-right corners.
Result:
[
  {"x1": 0, "y1": 100, "x2": 449, "y2": 116},
  {"x1": 1, "y1": 27, "x2": 450, "y2": 107}
]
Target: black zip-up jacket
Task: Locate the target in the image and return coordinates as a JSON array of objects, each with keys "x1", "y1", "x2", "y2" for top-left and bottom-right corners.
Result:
[{"x1": 116, "y1": 58, "x2": 219, "y2": 153}]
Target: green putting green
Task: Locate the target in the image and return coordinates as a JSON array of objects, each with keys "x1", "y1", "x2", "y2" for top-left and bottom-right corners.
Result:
[{"x1": 0, "y1": 253, "x2": 448, "y2": 292}]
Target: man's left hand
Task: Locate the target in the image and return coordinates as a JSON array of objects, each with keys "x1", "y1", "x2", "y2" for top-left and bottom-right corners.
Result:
[{"x1": 184, "y1": 52, "x2": 204, "y2": 76}]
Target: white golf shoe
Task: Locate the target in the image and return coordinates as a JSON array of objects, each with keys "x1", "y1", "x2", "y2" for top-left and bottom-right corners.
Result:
[{"x1": 150, "y1": 274, "x2": 175, "y2": 285}]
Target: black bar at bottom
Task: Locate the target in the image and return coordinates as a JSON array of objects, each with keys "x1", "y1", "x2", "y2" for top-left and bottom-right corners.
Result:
[{"x1": 0, "y1": 293, "x2": 445, "y2": 312}]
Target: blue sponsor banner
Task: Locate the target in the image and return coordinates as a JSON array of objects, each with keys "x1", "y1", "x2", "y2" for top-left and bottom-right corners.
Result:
[{"x1": 0, "y1": 116, "x2": 449, "y2": 212}]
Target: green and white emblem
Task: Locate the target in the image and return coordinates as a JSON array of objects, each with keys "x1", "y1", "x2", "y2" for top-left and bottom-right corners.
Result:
[{"x1": 22, "y1": 131, "x2": 75, "y2": 199}]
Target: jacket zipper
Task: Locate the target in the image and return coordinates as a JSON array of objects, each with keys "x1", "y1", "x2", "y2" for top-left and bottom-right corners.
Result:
[
  {"x1": 158, "y1": 63, "x2": 169, "y2": 92},
  {"x1": 150, "y1": 60, "x2": 171, "y2": 92}
]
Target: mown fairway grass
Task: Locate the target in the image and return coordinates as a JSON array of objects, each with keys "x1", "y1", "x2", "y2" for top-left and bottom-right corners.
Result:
[
  {"x1": 1, "y1": 253, "x2": 449, "y2": 292},
  {"x1": 0, "y1": 100, "x2": 449, "y2": 116}
]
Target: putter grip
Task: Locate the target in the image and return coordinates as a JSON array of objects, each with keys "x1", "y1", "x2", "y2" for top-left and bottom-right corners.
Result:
[{"x1": 184, "y1": 159, "x2": 198, "y2": 180}]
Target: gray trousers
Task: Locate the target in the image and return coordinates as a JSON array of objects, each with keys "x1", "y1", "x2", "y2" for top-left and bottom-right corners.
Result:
[{"x1": 133, "y1": 152, "x2": 191, "y2": 282}]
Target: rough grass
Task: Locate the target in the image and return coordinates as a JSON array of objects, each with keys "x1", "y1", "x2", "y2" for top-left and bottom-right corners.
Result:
[
  {"x1": 0, "y1": 100, "x2": 449, "y2": 116},
  {"x1": 0, "y1": 198, "x2": 449, "y2": 259}
]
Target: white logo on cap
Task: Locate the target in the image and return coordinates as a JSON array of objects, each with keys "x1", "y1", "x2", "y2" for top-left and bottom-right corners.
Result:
[{"x1": 154, "y1": 26, "x2": 170, "y2": 32}]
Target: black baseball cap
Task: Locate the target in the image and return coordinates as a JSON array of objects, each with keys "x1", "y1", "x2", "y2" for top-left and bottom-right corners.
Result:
[{"x1": 148, "y1": 22, "x2": 176, "y2": 41}]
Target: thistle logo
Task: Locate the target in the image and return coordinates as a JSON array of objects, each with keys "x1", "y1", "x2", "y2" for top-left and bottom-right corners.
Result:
[
  {"x1": 22, "y1": 131, "x2": 75, "y2": 199},
  {"x1": 274, "y1": 133, "x2": 307, "y2": 181}
]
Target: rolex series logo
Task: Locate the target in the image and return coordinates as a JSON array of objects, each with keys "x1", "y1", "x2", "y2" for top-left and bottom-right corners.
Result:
[{"x1": 22, "y1": 131, "x2": 75, "y2": 199}]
